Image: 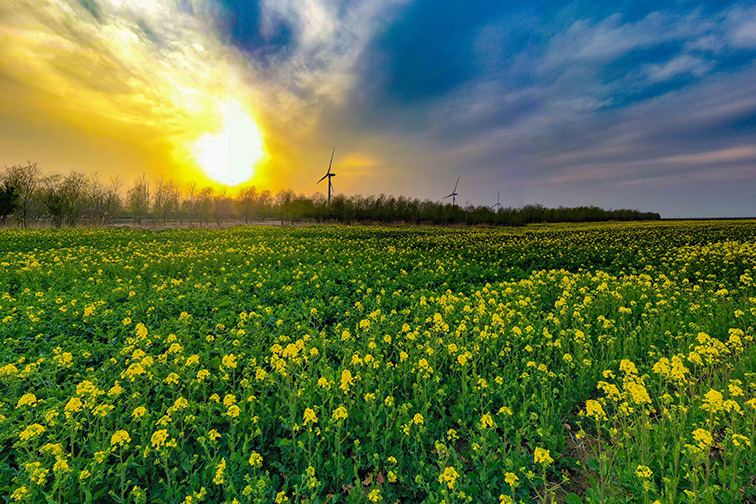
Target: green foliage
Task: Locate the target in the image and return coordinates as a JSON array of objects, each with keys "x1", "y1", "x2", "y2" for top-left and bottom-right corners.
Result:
[{"x1": 0, "y1": 221, "x2": 753, "y2": 503}]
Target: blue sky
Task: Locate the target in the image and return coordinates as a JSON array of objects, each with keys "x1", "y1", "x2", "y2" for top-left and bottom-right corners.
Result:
[{"x1": 2, "y1": 0, "x2": 756, "y2": 217}]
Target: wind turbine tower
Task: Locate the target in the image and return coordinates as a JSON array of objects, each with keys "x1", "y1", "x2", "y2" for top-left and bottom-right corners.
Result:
[
  {"x1": 443, "y1": 176, "x2": 460, "y2": 206},
  {"x1": 317, "y1": 147, "x2": 336, "y2": 204}
]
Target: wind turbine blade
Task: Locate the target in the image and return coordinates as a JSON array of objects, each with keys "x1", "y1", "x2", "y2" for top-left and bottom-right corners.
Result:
[
  {"x1": 497, "y1": 190, "x2": 500, "y2": 204},
  {"x1": 317, "y1": 173, "x2": 328, "y2": 184},
  {"x1": 453, "y1": 176, "x2": 459, "y2": 192},
  {"x1": 327, "y1": 146, "x2": 335, "y2": 175}
]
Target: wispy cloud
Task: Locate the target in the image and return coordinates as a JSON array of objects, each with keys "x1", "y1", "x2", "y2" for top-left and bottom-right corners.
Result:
[{"x1": 645, "y1": 54, "x2": 711, "y2": 82}]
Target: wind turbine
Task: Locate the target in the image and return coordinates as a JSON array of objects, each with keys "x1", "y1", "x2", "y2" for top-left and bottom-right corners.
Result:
[
  {"x1": 491, "y1": 191, "x2": 502, "y2": 210},
  {"x1": 317, "y1": 147, "x2": 336, "y2": 204},
  {"x1": 443, "y1": 176, "x2": 460, "y2": 206}
]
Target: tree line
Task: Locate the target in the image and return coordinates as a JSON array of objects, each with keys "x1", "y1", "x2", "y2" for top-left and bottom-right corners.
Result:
[{"x1": 0, "y1": 163, "x2": 661, "y2": 227}]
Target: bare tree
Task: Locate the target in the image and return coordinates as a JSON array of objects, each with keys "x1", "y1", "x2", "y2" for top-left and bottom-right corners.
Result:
[
  {"x1": 196, "y1": 187, "x2": 213, "y2": 226},
  {"x1": 184, "y1": 180, "x2": 197, "y2": 224},
  {"x1": 152, "y1": 176, "x2": 180, "y2": 224},
  {"x1": 0, "y1": 175, "x2": 19, "y2": 225},
  {"x1": 103, "y1": 176, "x2": 123, "y2": 224},
  {"x1": 3, "y1": 163, "x2": 40, "y2": 227},
  {"x1": 258, "y1": 189, "x2": 273, "y2": 220},
  {"x1": 236, "y1": 185, "x2": 257, "y2": 223},
  {"x1": 213, "y1": 188, "x2": 233, "y2": 226},
  {"x1": 39, "y1": 172, "x2": 89, "y2": 227},
  {"x1": 127, "y1": 175, "x2": 150, "y2": 224},
  {"x1": 276, "y1": 188, "x2": 294, "y2": 225}
]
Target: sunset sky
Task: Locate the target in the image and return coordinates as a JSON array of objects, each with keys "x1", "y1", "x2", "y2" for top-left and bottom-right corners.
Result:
[{"x1": 1, "y1": 0, "x2": 756, "y2": 217}]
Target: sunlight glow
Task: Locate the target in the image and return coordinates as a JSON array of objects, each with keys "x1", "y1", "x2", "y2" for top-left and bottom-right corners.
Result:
[{"x1": 190, "y1": 100, "x2": 265, "y2": 186}]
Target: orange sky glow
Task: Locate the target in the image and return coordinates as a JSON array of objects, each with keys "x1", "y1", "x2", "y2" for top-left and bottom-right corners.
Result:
[{"x1": 0, "y1": 0, "x2": 390, "y2": 195}]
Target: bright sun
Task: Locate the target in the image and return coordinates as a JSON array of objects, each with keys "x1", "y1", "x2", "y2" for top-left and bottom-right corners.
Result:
[{"x1": 190, "y1": 100, "x2": 264, "y2": 186}]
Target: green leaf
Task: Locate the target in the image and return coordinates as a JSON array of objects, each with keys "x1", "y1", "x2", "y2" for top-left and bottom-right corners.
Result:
[
  {"x1": 565, "y1": 493, "x2": 583, "y2": 504},
  {"x1": 586, "y1": 456, "x2": 600, "y2": 472}
]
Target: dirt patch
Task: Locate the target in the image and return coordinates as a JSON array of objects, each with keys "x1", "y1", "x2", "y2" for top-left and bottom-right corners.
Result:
[{"x1": 552, "y1": 425, "x2": 598, "y2": 504}]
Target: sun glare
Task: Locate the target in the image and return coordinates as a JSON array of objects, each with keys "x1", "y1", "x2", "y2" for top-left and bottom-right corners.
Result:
[{"x1": 190, "y1": 100, "x2": 264, "y2": 186}]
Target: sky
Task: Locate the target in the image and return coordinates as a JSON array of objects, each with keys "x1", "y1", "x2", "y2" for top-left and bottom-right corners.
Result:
[{"x1": 1, "y1": 0, "x2": 756, "y2": 217}]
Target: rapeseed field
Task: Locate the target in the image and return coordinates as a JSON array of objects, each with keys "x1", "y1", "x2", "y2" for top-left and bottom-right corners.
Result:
[{"x1": 0, "y1": 222, "x2": 754, "y2": 503}]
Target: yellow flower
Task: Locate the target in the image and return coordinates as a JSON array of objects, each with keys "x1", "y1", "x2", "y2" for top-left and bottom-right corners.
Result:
[
  {"x1": 108, "y1": 383, "x2": 124, "y2": 397},
  {"x1": 151, "y1": 429, "x2": 169, "y2": 449},
  {"x1": 248, "y1": 452, "x2": 263, "y2": 467},
  {"x1": 701, "y1": 389, "x2": 724, "y2": 414},
  {"x1": 122, "y1": 363, "x2": 146, "y2": 380},
  {"x1": 111, "y1": 430, "x2": 131, "y2": 447},
  {"x1": 227, "y1": 405, "x2": 241, "y2": 418},
  {"x1": 39, "y1": 443, "x2": 65, "y2": 457},
  {"x1": 504, "y1": 472, "x2": 519, "y2": 487},
  {"x1": 438, "y1": 466, "x2": 459, "y2": 489},
  {"x1": 135, "y1": 323, "x2": 148, "y2": 337},
  {"x1": 498, "y1": 406, "x2": 513, "y2": 416},
  {"x1": 585, "y1": 399, "x2": 607, "y2": 421},
  {"x1": 479, "y1": 413, "x2": 494, "y2": 429},
  {"x1": 64, "y1": 397, "x2": 84, "y2": 417},
  {"x1": 173, "y1": 397, "x2": 189, "y2": 410},
  {"x1": 635, "y1": 465, "x2": 653, "y2": 478},
  {"x1": 222, "y1": 354, "x2": 237, "y2": 369},
  {"x1": 619, "y1": 359, "x2": 638, "y2": 375},
  {"x1": 413, "y1": 413, "x2": 424, "y2": 425},
  {"x1": 164, "y1": 373, "x2": 180, "y2": 385},
  {"x1": 25, "y1": 461, "x2": 48, "y2": 485},
  {"x1": 692, "y1": 428, "x2": 713, "y2": 450},
  {"x1": 732, "y1": 434, "x2": 751, "y2": 447},
  {"x1": 275, "y1": 491, "x2": 288, "y2": 503},
  {"x1": 208, "y1": 429, "x2": 222, "y2": 441},
  {"x1": 332, "y1": 406, "x2": 348, "y2": 421},
  {"x1": 131, "y1": 406, "x2": 147, "y2": 419},
  {"x1": 213, "y1": 458, "x2": 226, "y2": 485},
  {"x1": 79, "y1": 470, "x2": 91, "y2": 481},
  {"x1": 303, "y1": 408, "x2": 318, "y2": 425},
  {"x1": 339, "y1": 369, "x2": 354, "y2": 393},
  {"x1": 53, "y1": 458, "x2": 70, "y2": 473},
  {"x1": 0, "y1": 364, "x2": 19, "y2": 377},
  {"x1": 10, "y1": 487, "x2": 28, "y2": 502},
  {"x1": 16, "y1": 393, "x2": 37, "y2": 408},
  {"x1": 368, "y1": 488, "x2": 382, "y2": 502},
  {"x1": 534, "y1": 447, "x2": 553, "y2": 466},
  {"x1": 19, "y1": 423, "x2": 46, "y2": 441},
  {"x1": 625, "y1": 380, "x2": 651, "y2": 406}
]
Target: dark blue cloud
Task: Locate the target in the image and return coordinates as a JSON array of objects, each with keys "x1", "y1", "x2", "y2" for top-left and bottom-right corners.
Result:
[
  {"x1": 216, "y1": 0, "x2": 293, "y2": 60},
  {"x1": 363, "y1": 1, "x2": 538, "y2": 103}
]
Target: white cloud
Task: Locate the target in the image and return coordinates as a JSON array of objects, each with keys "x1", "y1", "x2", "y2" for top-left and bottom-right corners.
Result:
[
  {"x1": 726, "y1": 6, "x2": 756, "y2": 48},
  {"x1": 645, "y1": 54, "x2": 711, "y2": 82}
]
